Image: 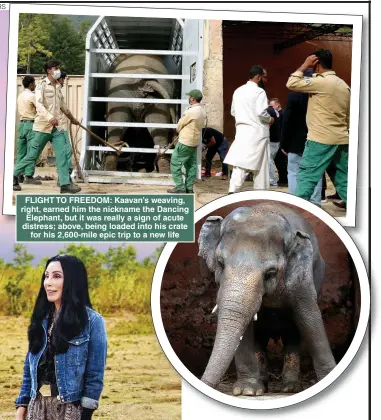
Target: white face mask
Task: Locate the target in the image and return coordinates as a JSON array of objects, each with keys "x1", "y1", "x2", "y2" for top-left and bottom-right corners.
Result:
[{"x1": 52, "y1": 70, "x2": 61, "y2": 80}]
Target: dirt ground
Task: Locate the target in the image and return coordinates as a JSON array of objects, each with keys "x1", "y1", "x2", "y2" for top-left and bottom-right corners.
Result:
[
  {"x1": 0, "y1": 316, "x2": 181, "y2": 420},
  {"x1": 12, "y1": 167, "x2": 345, "y2": 218}
]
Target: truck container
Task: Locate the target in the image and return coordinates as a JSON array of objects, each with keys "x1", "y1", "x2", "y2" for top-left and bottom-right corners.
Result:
[{"x1": 79, "y1": 15, "x2": 204, "y2": 186}]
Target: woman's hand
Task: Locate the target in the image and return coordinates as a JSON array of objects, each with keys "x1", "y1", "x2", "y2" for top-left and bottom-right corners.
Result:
[{"x1": 15, "y1": 406, "x2": 27, "y2": 420}]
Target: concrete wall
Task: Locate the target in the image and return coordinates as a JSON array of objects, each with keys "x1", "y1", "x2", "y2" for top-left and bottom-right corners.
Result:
[
  {"x1": 15, "y1": 75, "x2": 84, "y2": 163},
  {"x1": 160, "y1": 200, "x2": 360, "y2": 378},
  {"x1": 202, "y1": 21, "x2": 224, "y2": 132}
]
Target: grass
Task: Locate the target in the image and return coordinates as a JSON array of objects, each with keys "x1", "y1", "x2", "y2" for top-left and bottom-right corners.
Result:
[{"x1": 0, "y1": 316, "x2": 181, "y2": 420}]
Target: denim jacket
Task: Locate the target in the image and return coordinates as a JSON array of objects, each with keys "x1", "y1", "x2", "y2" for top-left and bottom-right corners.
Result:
[{"x1": 15, "y1": 307, "x2": 107, "y2": 410}]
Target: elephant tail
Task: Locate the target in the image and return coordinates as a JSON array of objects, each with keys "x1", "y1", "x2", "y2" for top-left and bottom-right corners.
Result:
[{"x1": 145, "y1": 80, "x2": 177, "y2": 125}]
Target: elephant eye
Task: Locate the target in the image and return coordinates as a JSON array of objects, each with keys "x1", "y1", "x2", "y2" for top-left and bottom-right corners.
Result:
[{"x1": 264, "y1": 267, "x2": 278, "y2": 281}]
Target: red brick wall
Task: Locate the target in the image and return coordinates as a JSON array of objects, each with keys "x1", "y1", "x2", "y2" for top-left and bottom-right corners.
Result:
[
  {"x1": 222, "y1": 22, "x2": 353, "y2": 140},
  {"x1": 160, "y1": 200, "x2": 360, "y2": 377}
]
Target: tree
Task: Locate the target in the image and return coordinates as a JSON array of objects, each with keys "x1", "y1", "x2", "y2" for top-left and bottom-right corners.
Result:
[
  {"x1": 44, "y1": 16, "x2": 90, "y2": 74},
  {"x1": 12, "y1": 244, "x2": 34, "y2": 269},
  {"x1": 58, "y1": 244, "x2": 104, "y2": 288},
  {"x1": 18, "y1": 14, "x2": 53, "y2": 73},
  {"x1": 104, "y1": 245, "x2": 138, "y2": 273},
  {"x1": 18, "y1": 14, "x2": 92, "y2": 74}
]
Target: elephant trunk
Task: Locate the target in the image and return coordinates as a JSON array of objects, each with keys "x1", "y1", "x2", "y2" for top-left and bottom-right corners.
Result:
[{"x1": 201, "y1": 274, "x2": 263, "y2": 388}]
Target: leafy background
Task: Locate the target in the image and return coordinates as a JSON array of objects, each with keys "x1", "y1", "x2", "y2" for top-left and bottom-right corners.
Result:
[{"x1": 17, "y1": 14, "x2": 97, "y2": 74}]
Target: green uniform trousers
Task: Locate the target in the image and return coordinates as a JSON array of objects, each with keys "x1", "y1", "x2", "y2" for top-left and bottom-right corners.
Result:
[
  {"x1": 14, "y1": 127, "x2": 70, "y2": 186},
  {"x1": 56, "y1": 131, "x2": 73, "y2": 183},
  {"x1": 296, "y1": 140, "x2": 348, "y2": 203},
  {"x1": 15, "y1": 120, "x2": 36, "y2": 176},
  {"x1": 170, "y1": 142, "x2": 198, "y2": 191}
]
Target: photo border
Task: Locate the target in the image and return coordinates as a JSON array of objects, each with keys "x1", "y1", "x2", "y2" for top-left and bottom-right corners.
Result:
[
  {"x1": 2, "y1": 3, "x2": 362, "y2": 227},
  {"x1": 151, "y1": 190, "x2": 370, "y2": 410}
]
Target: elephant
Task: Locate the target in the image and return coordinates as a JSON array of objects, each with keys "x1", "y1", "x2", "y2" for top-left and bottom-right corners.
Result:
[
  {"x1": 198, "y1": 202, "x2": 336, "y2": 395},
  {"x1": 105, "y1": 54, "x2": 177, "y2": 173},
  {"x1": 116, "y1": 127, "x2": 158, "y2": 173}
]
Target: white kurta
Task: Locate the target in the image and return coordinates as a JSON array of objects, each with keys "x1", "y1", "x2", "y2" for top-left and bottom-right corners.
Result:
[{"x1": 224, "y1": 81, "x2": 271, "y2": 171}]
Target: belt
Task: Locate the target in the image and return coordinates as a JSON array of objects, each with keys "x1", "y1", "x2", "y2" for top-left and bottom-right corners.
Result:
[
  {"x1": 38, "y1": 383, "x2": 59, "y2": 397},
  {"x1": 20, "y1": 120, "x2": 34, "y2": 123}
]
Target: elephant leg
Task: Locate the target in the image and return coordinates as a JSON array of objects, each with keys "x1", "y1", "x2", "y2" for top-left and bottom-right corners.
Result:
[
  {"x1": 292, "y1": 297, "x2": 336, "y2": 381},
  {"x1": 105, "y1": 103, "x2": 130, "y2": 171},
  {"x1": 145, "y1": 104, "x2": 171, "y2": 173},
  {"x1": 233, "y1": 320, "x2": 266, "y2": 396},
  {"x1": 280, "y1": 324, "x2": 303, "y2": 393}
]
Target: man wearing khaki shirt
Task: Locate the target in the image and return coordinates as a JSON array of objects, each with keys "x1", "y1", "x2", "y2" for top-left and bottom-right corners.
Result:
[
  {"x1": 168, "y1": 89, "x2": 206, "y2": 194},
  {"x1": 13, "y1": 60, "x2": 81, "y2": 194},
  {"x1": 286, "y1": 49, "x2": 350, "y2": 204},
  {"x1": 15, "y1": 75, "x2": 42, "y2": 186}
]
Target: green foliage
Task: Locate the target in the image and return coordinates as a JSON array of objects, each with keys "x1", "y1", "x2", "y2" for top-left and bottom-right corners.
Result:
[
  {"x1": 58, "y1": 243, "x2": 104, "y2": 289},
  {"x1": 18, "y1": 14, "x2": 53, "y2": 73},
  {"x1": 18, "y1": 14, "x2": 92, "y2": 74},
  {"x1": 0, "y1": 244, "x2": 158, "y2": 318}
]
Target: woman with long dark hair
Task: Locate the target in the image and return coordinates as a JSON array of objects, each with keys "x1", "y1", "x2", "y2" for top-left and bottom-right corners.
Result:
[{"x1": 15, "y1": 254, "x2": 107, "y2": 420}]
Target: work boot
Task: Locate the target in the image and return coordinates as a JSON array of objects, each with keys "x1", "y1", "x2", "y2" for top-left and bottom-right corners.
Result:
[
  {"x1": 18, "y1": 175, "x2": 24, "y2": 183},
  {"x1": 24, "y1": 176, "x2": 42, "y2": 185},
  {"x1": 167, "y1": 187, "x2": 186, "y2": 194},
  {"x1": 60, "y1": 184, "x2": 81, "y2": 194},
  {"x1": 327, "y1": 192, "x2": 340, "y2": 200},
  {"x1": 13, "y1": 176, "x2": 21, "y2": 191},
  {"x1": 333, "y1": 200, "x2": 346, "y2": 210}
]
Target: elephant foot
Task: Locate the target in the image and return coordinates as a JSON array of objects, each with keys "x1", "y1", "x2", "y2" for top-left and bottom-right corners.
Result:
[
  {"x1": 156, "y1": 156, "x2": 171, "y2": 173},
  {"x1": 281, "y1": 380, "x2": 303, "y2": 393},
  {"x1": 232, "y1": 378, "x2": 267, "y2": 396},
  {"x1": 104, "y1": 155, "x2": 118, "y2": 171}
]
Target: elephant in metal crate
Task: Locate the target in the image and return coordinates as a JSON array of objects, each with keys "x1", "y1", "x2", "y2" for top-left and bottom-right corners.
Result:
[
  {"x1": 198, "y1": 203, "x2": 336, "y2": 395},
  {"x1": 105, "y1": 54, "x2": 177, "y2": 173}
]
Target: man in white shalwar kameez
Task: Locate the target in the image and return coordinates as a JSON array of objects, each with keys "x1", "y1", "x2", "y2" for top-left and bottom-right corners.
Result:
[{"x1": 224, "y1": 65, "x2": 274, "y2": 193}]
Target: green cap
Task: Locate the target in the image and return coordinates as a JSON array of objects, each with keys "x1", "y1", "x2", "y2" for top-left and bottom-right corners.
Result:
[{"x1": 186, "y1": 89, "x2": 203, "y2": 100}]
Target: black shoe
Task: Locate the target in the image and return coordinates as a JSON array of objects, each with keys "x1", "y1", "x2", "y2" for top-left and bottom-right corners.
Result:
[
  {"x1": 327, "y1": 192, "x2": 340, "y2": 200},
  {"x1": 333, "y1": 200, "x2": 346, "y2": 210},
  {"x1": 18, "y1": 175, "x2": 24, "y2": 183},
  {"x1": 186, "y1": 188, "x2": 194, "y2": 194},
  {"x1": 277, "y1": 182, "x2": 288, "y2": 187},
  {"x1": 24, "y1": 176, "x2": 42, "y2": 185},
  {"x1": 167, "y1": 187, "x2": 186, "y2": 194},
  {"x1": 60, "y1": 184, "x2": 81, "y2": 194},
  {"x1": 13, "y1": 176, "x2": 21, "y2": 191},
  {"x1": 228, "y1": 192, "x2": 235, "y2": 195}
]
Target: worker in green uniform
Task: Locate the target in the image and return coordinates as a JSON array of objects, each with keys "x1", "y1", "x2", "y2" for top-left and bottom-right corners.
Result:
[
  {"x1": 167, "y1": 89, "x2": 206, "y2": 194},
  {"x1": 14, "y1": 75, "x2": 42, "y2": 186},
  {"x1": 55, "y1": 71, "x2": 80, "y2": 190},
  {"x1": 286, "y1": 49, "x2": 350, "y2": 205},
  {"x1": 13, "y1": 60, "x2": 81, "y2": 194}
]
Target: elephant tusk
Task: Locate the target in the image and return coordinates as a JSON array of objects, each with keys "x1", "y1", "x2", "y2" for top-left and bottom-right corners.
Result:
[
  {"x1": 212, "y1": 304, "x2": 218, "y2": 314},
  {"x1": 254, "y1": 313, "x2": 258, "y2": 321}
]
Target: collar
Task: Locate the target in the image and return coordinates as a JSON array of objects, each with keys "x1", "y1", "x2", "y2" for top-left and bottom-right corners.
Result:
[
  {"x1": 321, "y1": 71, "x2": 336, "y2": 76},
  {"x1": 247, "y1": 80, "x2": 258, "y2": 86}
]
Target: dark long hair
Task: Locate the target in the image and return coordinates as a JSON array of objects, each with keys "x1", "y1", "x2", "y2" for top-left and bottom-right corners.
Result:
[{"x1": 28, "y1": 254, "x2": 92, "y2": 354}]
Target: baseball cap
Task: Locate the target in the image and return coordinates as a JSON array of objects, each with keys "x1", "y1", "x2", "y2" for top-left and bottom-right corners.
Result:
[{"x1": 186, "y1": 89, "x2": 203, "y2": 100}]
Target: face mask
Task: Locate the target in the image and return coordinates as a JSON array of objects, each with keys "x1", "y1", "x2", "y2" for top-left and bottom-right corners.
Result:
[{"x1": 52, "y1": 70, "x2": 61, "y2": 80}]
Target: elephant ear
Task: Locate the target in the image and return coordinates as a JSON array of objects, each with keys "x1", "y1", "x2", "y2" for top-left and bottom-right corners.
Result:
[
  {"x1": 285, "y1": 230, "x2": 318, "y2": 299},
  {"x1": 198, "y1": 216, "x2": 223, "y2": 273}
]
